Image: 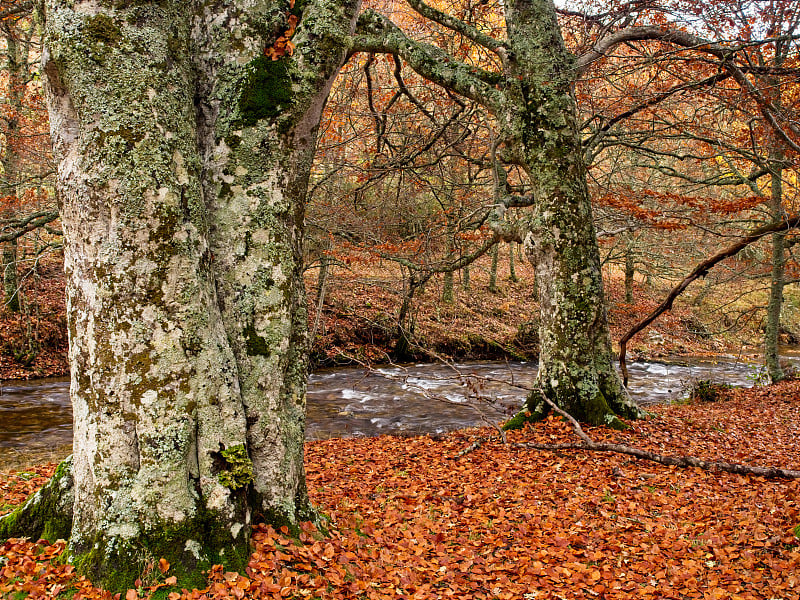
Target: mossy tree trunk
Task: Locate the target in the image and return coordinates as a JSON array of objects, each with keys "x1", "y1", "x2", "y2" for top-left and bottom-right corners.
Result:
[
  {"x1": 2, "y1": 0, "x2": 359, "y2": 592},
  {"x1": 503, "y1": 0, "x2": 642, "y2": 427},
  {"x1": 355, "y1": 0, "x2": 641, "y2": 428},
  {"x1": 488, "y1": 242, "x2": 499, "y2": 292},
  {"x1": 508, "y1": 242, "x2": 518, "y2": 283},
  {"x1": 624, "y1": 236, "x2": 635, "y2": 304},
  {"x1": 442, "y1": 219, "x2": 456, "y2": 304},
  {"x1": 2, "y1": 239, "x2": 19, "y2": 312},
  {"x1": 765, "y1": 158, "x2": 785, "y2": 383}
]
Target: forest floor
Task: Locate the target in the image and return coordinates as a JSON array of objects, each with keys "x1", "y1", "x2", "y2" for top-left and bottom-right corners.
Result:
[
  {"x1": 1, "y1": 381, "x2": 799, "y2": 599},
  {"x1": 2, "y1": 248, "x2": 790, "y2": 381}
]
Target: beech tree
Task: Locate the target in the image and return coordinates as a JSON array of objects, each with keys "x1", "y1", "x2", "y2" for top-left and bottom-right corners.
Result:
[
  {"x1": 1, "y1": 0, "x2": 359, "y2": 591},
  {"x1": 354, "y1": 0, "x2": 643, "y2": 426},
  {"x1": 1, "y1": 0, "x2": 661, "y2": 591}
]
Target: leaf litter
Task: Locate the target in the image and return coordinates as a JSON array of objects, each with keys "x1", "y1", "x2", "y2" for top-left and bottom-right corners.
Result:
[{"x1": 1, "y1": 381, "x2": 799, "y2": 599}]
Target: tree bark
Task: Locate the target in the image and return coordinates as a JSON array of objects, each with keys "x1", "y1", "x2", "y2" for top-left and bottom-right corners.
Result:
[
  {"x1": 503, "y1": 0, "x2": 641, "y2": 428},
  {"x1": 624, "y1": 236, "x2": 635, "y2": 304},
  {"x1": 488, "y1": 242, "x2": 499, "y2": 292},
  {"x1": 12, "y1": 0, "x2": 358, "y2": 592},
  {"x1": 2, "y1": 239, "x2": 19, "y2": 312},
  {"x1": 765, "y1": 159, "x2": 785, "y2": 383}
]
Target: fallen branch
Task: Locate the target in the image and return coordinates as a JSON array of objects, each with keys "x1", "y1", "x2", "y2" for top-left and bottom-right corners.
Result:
[
  {"x1": 518, "y1": 391, "x2": 800, "y2": 479},
  {"x1": 618, "y1": 216, "x2": 800, "y2": 385}
]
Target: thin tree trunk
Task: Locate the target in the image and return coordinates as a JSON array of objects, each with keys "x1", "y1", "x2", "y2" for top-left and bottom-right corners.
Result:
[
  {"x1": 508, "y1": 242, "x2": 518, "y2": 282},
  {"x1": 488, "y1": 242, "x2": 499, "y2": 292},
  {"x1": 624, "y1": 238, "x2": 635, "y2": 304},
  {"x1": 765, "y1": 161, "x2": 785, "y2": 383},
  {"x1": 2, "y1": 240, "x2": 19, "y2": 312},
  {"x1": 310, "y1": 246, "x2": 331, "y2": 343},
  {"x1": 442, "y1": 219, "x2": 455, "y2": 303}
]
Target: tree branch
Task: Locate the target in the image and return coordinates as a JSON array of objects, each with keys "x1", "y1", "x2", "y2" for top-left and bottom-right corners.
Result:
[
  {"x1": 518, "y1": 388, "x2": 800, "y2": 479},
  {"x1": 405, "y1": 0, "x2": 509, "y2": 57},
  {"x1": 353, "y1": 9, "x2": 505, "y2": 112},
  {"x1": 618, "y1": 216, "x2": 800, "y2": 385},
  {"x1": 0, "y1": 210, "x2": 60, "y2": 243}
]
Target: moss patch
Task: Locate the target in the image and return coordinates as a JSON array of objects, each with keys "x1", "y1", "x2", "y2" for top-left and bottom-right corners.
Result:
[
  {"x1": 69, "y1": 508, "x2": 251, "y2": 594},
  {"x1": 84, "y1": 14, "x2": 121, "y2": 47},
  {"x1": 0, "y1": 457, "x2": 74, "y2": 543},
  {"x1": 244, "y1": 322, "x2": 272, "y2": 357},
  {"x1": 217, "y1": 445, "x2": 254, "y2": 490},
  {"x1": 237, "y1": 56, "x2": 294, "y2": 128}
]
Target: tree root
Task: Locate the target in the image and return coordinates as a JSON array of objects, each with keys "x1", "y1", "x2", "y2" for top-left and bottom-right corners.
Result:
[{"x1": 0, "y1": 456, "x2": 74, "y2": 542}]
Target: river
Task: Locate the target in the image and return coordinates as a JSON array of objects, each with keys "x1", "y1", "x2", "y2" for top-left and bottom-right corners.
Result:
[{"x1": 0, "y1": 357, "x2": 770, "y2": 470}]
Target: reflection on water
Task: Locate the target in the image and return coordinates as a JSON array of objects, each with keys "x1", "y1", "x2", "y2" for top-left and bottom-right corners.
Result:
[{"x1": 0, "y1": 357, "x2": 772, "y2": 468}]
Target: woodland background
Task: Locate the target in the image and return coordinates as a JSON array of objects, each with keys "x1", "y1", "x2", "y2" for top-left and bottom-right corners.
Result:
[{"x1": 1, "y1": 0, "x2": 799, "y2": 381}]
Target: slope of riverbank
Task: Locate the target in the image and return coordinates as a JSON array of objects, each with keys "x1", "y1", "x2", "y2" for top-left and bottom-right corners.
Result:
[
  {"x1": 2, "y1": 381, "x2": 799, "y2": 599},
  {"x1": 3, "y1": 252, "x2": 789, "y2": 380}
]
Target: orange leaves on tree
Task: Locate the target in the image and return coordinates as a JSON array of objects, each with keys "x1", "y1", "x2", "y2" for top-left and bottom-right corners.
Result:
[{"x1": 264, "y1": 10, "x2": 299, "y2": 60}]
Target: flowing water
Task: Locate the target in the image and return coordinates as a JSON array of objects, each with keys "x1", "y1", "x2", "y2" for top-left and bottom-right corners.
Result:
[{"x1": 0, "y1": 357, "x2": 772, "y2": 470}]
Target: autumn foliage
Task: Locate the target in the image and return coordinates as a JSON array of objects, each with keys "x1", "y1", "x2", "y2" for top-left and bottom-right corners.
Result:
[{"x1": 2, "y1": 381, "x2": 799, "y2": 599}]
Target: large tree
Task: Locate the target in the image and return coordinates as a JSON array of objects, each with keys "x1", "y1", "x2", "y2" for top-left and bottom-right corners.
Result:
[
  {"x1": 354, "y1": 0, "x2": 643, "y2": 427},
  {"x1": 2, "y1": 0, "x2": 358, "y2": 591}
]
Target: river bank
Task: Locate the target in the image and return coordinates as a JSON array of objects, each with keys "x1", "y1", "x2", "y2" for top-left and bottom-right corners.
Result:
[
  {"x1": 1, "y1": 254, "x2": 788, "y2": 381},
  {"x1": 2, "y1": 380, "x2": 799, "y2": 599}
]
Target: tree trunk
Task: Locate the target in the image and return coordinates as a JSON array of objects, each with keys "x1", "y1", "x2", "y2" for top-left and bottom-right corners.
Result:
[
  {"x1": 2, "y1": 239, "x2": 19, "y2": 312},
  {"x1": 442, "y1": 218, "x2": 455, "y2": 303},
  {"x1": 508, "y1": 241, "x2": 518, "y2": 282},
  {"x1": 624, "y1": 237, "x2": 635, "y2": 304},
  {"x1": 8, "y1": 0, "x2": 358, "y2": 592},
  {"x1": 488, "y1": 242, "x2": 499, "y2": 292},
  {"x1": 504, "y1": 0, "x2": 641, "y2": 428},
  {"x1": 765, "y1": 161, "x2": 785, "y2": 383}
]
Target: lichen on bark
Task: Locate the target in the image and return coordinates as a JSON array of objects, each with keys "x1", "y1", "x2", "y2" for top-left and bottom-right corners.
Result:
[{"x1": 33, "y1": 0, "x2": 361, "y2": 592}]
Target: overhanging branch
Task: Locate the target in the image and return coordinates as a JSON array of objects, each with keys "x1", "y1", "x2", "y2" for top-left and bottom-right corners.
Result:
[{"x1": 618, "y1": 216, "x2": 800, "y2": 385}]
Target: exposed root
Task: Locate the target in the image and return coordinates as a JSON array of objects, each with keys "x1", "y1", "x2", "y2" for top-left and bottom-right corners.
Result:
[{"x1": 0, "y1": 456, "x2": 74, "y2": 542}]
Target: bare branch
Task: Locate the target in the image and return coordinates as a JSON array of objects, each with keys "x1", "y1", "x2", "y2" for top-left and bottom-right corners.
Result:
[{"x1": 619, "y1": 216, "x2": 800, "y2": 385}]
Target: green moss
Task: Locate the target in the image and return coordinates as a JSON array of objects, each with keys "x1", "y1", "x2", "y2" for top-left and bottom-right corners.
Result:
[
  {"x1": 502, "y1": 396, "x2": 548, "y2": 430},
  {"x1": 84, "y1": 14, "x2": 122, "y2": 47},
  {"x1": 237, "y1": 56, "x2": 295, "y2": 128},
  {"x1": 95, "y1": 126, "x2": 144, "y2": 151},
  {"x1": 69, "y1": 507, "x2": 251, "y2": 594},
  {"x1": 217, "y1": 445, "x2": 254, "y2": 490},
  {"x1": 502, "y1": 411, "x2": 531, "y2": 431},
  {"x1": 0, "y1": 457, "x2": 74, "y2": 544},
  {"x1": 244, "y1": 322, "x2": 272, "y2": 357}
]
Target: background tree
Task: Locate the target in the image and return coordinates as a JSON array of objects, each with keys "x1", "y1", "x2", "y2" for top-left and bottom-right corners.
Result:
[
  {"x1": 354, "y1": 0, "x2": 644, "y2": 426},
  {"x1": 570, "y1": 0, "x2": 800, "y2": 379},
  {"x1": 0, "y1": 2, "x2": 56, "y2": 314}
]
